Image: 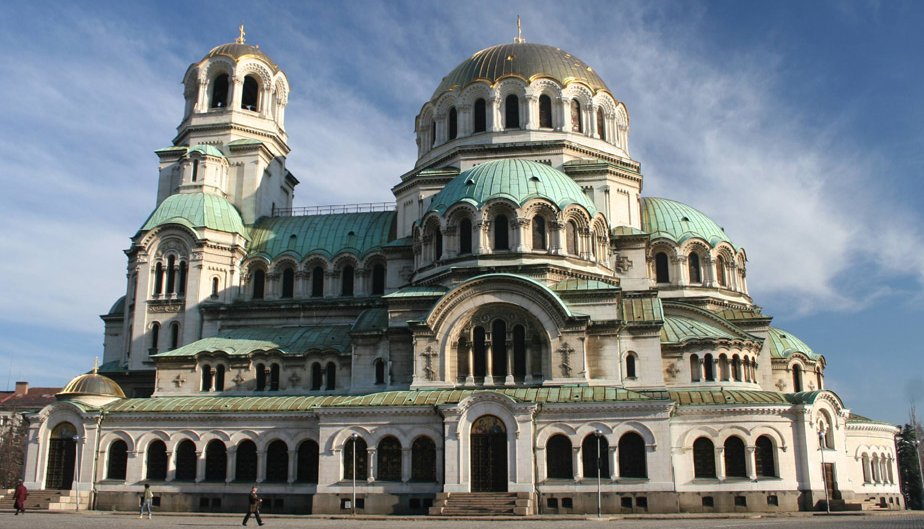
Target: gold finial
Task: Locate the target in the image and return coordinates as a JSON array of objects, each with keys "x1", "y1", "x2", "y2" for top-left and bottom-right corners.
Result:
[
  {"x1": 92, "y1": 356, "x2": 99, "y2": 375},
  {"x1": 236, "y1": 24, "x2": 246, "y2": 45},
  {"x1": 514, "y1": 15, "x2": 525, "y2": 43}
]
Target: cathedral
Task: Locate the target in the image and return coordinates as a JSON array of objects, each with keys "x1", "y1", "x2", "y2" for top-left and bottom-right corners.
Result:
[{"x1": 22, "y1": 28, "x2": 903, "y2": 515}]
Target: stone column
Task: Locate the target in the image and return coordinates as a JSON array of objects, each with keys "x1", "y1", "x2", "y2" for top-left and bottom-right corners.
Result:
[
  {"x1": 473, "y1": 221, "x2": 486, "y2": 255},
  {"x1": 572, "y1": 446, "x2": 583, "y2": 481},
  {"x1": 550, "y1": 220, "x2": 565, "y2": 255},
  {"x1": 444, "y1": 225, "x2": 457, "y2": 259},
  {"x1": 524, "y1": 343, "x2": 533, "y2": 383},
  {"x1": 256, "y1": 448, "x2": 266, "y2": 483},
  {"x1": 226, "y1": 447, "x2": 237, "y2": 483},
  {"x1": 458, "y1": 105, "x2": 471, "y2": 137},
  {"x1": 287, "y1": 449, "x2": 298, "y2": 483},
  {"x1": 367, "y1": 448, "x2": 376, "y2": 483},
  {"x1": 231, "y1": 76, "x2": 244, "y2": 110},
  {"x1": 715, "y1": 447, "x2": 726, "y2": 481},
  {"x1": 195, "y1": 450, "x2": 205, "y2": 482},
  {"x1": 746, "y1": 446, "x2": 757, "y2": 480},
  {"x1": 514, "y1": 217, "x2": 529, "y2": 252},
  {"x1": 484, "y1": 336, "x2": 494, "y2": 386},
  {"x1": 401, "y1": 447, "x2": 412, "y2": 483},
  {"x1": 165, "y1": 450, "x2": 176, "y2": 482},
  {"x1": 609, "y1": 446, "x2": 619, "y2": 481},
  {"x1": 524, "y1": 94, "x2": 538, "y2": 130},
  {"x1": 488, "y1": 96, "x2": 500, "y2": 132},
  {"x1": 325, "y1": 271, "x2": 337, "y2": 298},
  {"x1": 196, "y1": 80, "x2": 209, "y2": 113},
  {"x1": 505, "y1": 338, "x2": 515, "y2": 386},
  {"x1": 465, "y1": 341, "x2": 475, "y2": 385}
]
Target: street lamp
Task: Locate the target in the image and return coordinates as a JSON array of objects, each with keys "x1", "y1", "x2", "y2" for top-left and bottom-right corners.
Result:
[
  {"x1": 817, "y1": 425, "x2": 830, "y2": 514},
  {"x1": 594, "y1": 429, "x2": 603, "y2": 518},
  {"x1": 350, "y1": 432, "x2": 358, "y2": 516},
  {"x1": 72, "y1": 435, "x2": 81, "y2": 512}
]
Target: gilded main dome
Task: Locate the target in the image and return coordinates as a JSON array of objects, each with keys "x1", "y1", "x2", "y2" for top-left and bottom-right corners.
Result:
[
  {"x1": 431, "y1": 42, "x2": 610, "y2": 100},
  {"x1": 58, "y1": 372, "x2": 126, "y2": 399}
]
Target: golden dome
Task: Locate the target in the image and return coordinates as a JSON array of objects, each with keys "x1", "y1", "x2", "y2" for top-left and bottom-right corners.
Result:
[{"x1": 58, "y1": 371, "x2": 126, "y2": 400}]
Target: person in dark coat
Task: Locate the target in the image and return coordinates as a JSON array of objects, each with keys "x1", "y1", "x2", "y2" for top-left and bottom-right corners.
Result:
[
  {"x1": 242, "y1": 485, "x2": 264, "y2": 526},
  {"x1": 13, "y1": 481, "x2": 28, "y2": 515}
]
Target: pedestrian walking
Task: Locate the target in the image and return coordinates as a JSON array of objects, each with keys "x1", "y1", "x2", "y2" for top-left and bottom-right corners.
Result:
[
  {"x1": 242, "y1": 485, "x2": 264, "y2": 526},
  {"x1": 13, "y1": 480, "x2": 27, "y2": 515},
  {"x1": 138, "y1": 483, "x2": 153, "y2": 519}
]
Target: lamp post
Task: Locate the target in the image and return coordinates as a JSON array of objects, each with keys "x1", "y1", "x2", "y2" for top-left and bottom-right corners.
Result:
[
  {"x1": 818, "y1": 425, "x2": 830, "y2": 514},
  {"x1": 594, "y1": 429, "x2": 603, "y2": 517},
  {"x1": 350, "y1": 433, "x2": 358, "y2": 516},
  {"x1": 72, "y1": 435, "x2": 81, "y2": 512}
]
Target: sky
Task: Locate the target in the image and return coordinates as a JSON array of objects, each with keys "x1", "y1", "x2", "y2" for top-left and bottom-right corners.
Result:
[{"x1": 0, "y1": 0, "x2": 921, "y2": 425}]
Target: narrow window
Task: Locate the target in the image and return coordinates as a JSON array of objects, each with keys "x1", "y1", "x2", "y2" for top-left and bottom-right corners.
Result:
[
  {"x1": 235, "y1": 440, "x2": 258, "y2": 482},
  {"x1": 716, "y1": 255, "x2": 727, "y2": 287},
  {"x1": 539, "y1": 95, "x2": 552, "y2": 128},
  {"x1": 174, "y1": 440, "x2": 197, "y2": 481},
  {"x1": 719, "y1": 354, "x2": 729, "y2": 381},
  {"x1": 704, "y1": 353, "x2": 715, "y2": 381},
  {"x1": 494, "y1": 214, "x2": 509, "y2": 250},
  {"x1": 170, "y1": 322, "x2": 180, "y2": 349},
  {"x1": 513, "y1": 325, "x2": 526, "y2": 379},
  {"x1": 191, "y1": 159, "x2": 199, "y2": 182},
  {"x1": 582, "y1": 434, "x2": 610, "y2": 479},
  {"x1": 688, "y1": 253, "x2": 701, "y2": 283},
  {"x1": 448, "y1": 107, "x2": 458, "y2": 140},
  {"x1": 474, "y1": 98, "x2": 487, "y2": 133},
  {"x1": 571, "y1": 100, "x2": 582, "y2": 132},
  {"x1": 166, "y1": 255, "x2": 176, "y2": 294},
  {"x1": 473, "y1": 326, "x2": 486, "y2": 377},
  {"x1": 201, "y1": 364, "x2": 212, "y2": 391},
  {"x1": 178, "y1": 261, "x2": 187, "y2": 295},
  {"x1": 792, "y1": 364, "x2": 803, "y2": 392},
  {"x1": 296, "y1": 440, "x2": 320, "y2": 483},
  {"x1": 372, "y1": 264, "x2": 386, "y2": 295},
  {"x1": 265, "y1": 440, "x2": 288, "y2": 482},
  {"x1": 492, "y1": 319, "x2": 508, "y2": 378},
  {"x1": 215, "y1": 365, "x2": 225, "y2": 391},
  {"x1": 211, "y1": 74, "x2": 229, "y2": 108},
  {"x1": 310, "y1": 362, "x2": 322, "y2": 390},
  {"x1": 546, "y1": 434, "x2": 573, "y2": 479},
  {"x1": 732, "y1": 355, "x2": 741, "y2": 381},
  {"x1": 377, "y1": 437, "x2": 402, "y2": 481},
  {"x1": 459, "y1": 218, "x2": 473, "y2": 254},
  {"x1": 150, "y1": 322, "x2": 160, "y2": 353},
  {"x1": 816, "y1": 368, "x2": 823, "y2": 390},
  {"x1": 505, "y1": 94, "x2": 519, "y2": 129},
  {"x1": 154, "y1": 262, "x2": 164, "y2": 295},
  {"x1": 655, "y1": 252, "x2": 670, "y2": 283},
  {"x1": 256, "y1": 363, "x2": 266, "y2": 391},
  {"x1": 252, "y1": 269, "x2": 265, "y2": 299},
  {"x1": 146, "y1": 441, "x2": 167, "y2": 481},
  {"x1": 411, "y1": 437, "x2": 436, "y2": 482},
  {"x1": 693, "y1": 438, "x2": 716, "y2": 478},
  {"x1": 619, "y1": 432, "x2": 647, "y2": 478},
  {"x1": 431, "y1": 226, "x2": 442, "y2": 261},
  {"x1": 343, "y1": 437, "x2": 368, "y2": 480},
  {"x1": 341, "y1": 265, "x2": 354, "y2": 296},
  {"x1": 205, "y1": 440, "x2": 227, "y2": 482},
  {"x1": 755, "y1": 436, "x2": 776, "y2": 477},
  {"x1": 567, "y1": 221, "x2": 579, "y2": 255},
  {"x1": 724, "y1": 437, "x2": 747, "y2": 478},
  {"x1": 311, "y1": 266, "x2": 324, "y2": 297},
  {"x1": 430, "y1": 120, "x2": 436, "y2": 147},
  {"x1": 532, "y1": 217, "x2": 547, "y2": 250},
  {"x1": 597, "y1": 108, "x2": 606, "y2": 140},
  {"x1": 211, "y1": 277, "x2": 219, "y2": 297},
  {"x1": 690, "y1": 354, "x2": 701, "y2": 382},
  {"x1": 241, "y1": 75, "x2": 259, "y2": 111},
  {"x1": 374, "y1": 358, "x2": 385, "y2": 385},
  {"x1": 106, "y1": 440, "x2": 128, "y2": 480},
  {"x1": 281, "y1": 267, "x2": 295, "y2": 298},
  {"x1": 270, "y1": 363, "x2": 280, "y2": 391},
  {"x1": 326, "y1": 362, "x2": 336, "y2": 390},
  {"x1": 626, "y1": 353, "x2": 637, "y2": 379}
]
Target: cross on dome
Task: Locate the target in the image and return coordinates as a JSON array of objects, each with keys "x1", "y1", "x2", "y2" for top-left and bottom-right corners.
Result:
[
  {"x1": 236, "y1": 24, "x2": 246, "y2": 44},
  {"x1": 514, "y1": 15, "x2": 525, "y2": 43}
]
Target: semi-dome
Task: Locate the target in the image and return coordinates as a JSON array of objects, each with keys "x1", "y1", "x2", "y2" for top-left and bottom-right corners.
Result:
[
  {"x1": 427, "y1": 160, "x2": 597, "y2": 215},
  {"x1": 140, "y1": 192, "x2": 248, "y2": 238},
  {"x1": 641, "y1": 197, "x2": 736, "y2": 249},
  {"x1": 107, "y1": 295, "x2": 126, "y2": 316},
  {"x1": 204, "y1": 42, "x2": 279, "y2": 73},
  {"x1": 767, "y1": 327, "x2": 821, "y2": 360},
  {"x1": 187, "y1": 144, "x2": 225, "y2": 158},
  {"x1": 58, "y1": 371, "x2": 126, "y2": 400},
  {"x1": 432, "y1": 42, "x2": 610, "y2": 100}
]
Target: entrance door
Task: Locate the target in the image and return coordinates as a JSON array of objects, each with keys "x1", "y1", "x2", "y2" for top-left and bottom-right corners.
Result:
[
  {"x1": 823, "y1": 463, "x2": 841, "y2": 500},
  {"x1": 470, "y1": 415, "x2": 507, "y2": 492},
  {"x1": 46, "y1": 422, "x2": 78, "y2": 490}
]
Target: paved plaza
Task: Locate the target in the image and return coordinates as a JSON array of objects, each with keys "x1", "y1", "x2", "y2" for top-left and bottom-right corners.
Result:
[{"x1": 2, "y1": 512, "x2": 924, "y2": 529}]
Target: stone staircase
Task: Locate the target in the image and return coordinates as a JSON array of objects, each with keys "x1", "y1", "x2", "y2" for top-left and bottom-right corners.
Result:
[
  {"x1": 0, "y1": 489, "x2": 89, "y2": 511},
  {"x1": 429, "y1": 492, "x2": 533, "y2": 516}
]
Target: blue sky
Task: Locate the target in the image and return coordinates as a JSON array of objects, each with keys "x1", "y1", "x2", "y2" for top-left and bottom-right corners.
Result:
[{"x1": 0, "y1": 0, "x2": 921, "y2": 425}]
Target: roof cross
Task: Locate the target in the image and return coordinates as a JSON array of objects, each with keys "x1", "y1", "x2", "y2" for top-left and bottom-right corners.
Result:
[
  {"x1": 514, "y1": 15, "x2": 525, "y2": 44},
  {"x1": 236, "y1": 24, "x2": 246, "y2": 45}
]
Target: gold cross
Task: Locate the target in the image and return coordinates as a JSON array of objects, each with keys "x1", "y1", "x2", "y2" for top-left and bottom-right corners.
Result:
[{"x1": 236, "y1": 24, "x2": 246, "y2": 45}]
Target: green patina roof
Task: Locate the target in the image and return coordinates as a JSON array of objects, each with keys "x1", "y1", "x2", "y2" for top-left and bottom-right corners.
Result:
[
  {"x1": 383, "y1": 285, "x2": 450, "y2": 299},
  {"x1": 188, "y1": 144, "x2": 225, "y2": 158},
  {"x1": 641, "y1": 197, "x2": 736, "y2": 249},
  {"x1": 847, "y1": 413, "x2": 895, "y2": 427},
  {"x1": 767, "y1": 326, "x2": 821, "y2": 360},
  {"x1": 352, "y1": 308, "x2": 387, "y2": 334},
  {"x1": 140, "y1": 192, "x2": 248, "y2": 238},
  {"x1": 248, "y1": 211, "x2": 396, "y2": 260},
  {"x1": 427, "y1": 160, "x2": 597, "y2": 216},
  {"x1": 154, "y1": 326, "x2": 352, "y2": 358},
  {"x1": 713, "y1": 308, "x2": 769, "y2": 321},
  {"x1": 102, "y1": 387, "x2": 654, "y2": 414},
  {"x1": 622, "y1": 296, "x2": 663, "y2": 324},
  {"x1": 642, "y1": 389, "x2": 790, "y2": 406},
  {"x1": 551, "y1": 278, "x2": 619, "y2": 292},
  {"x1": 661, "y1": 315, "x2": 737, "y2": 344},
  {"x1": 612, "y1": 225, "x2": 648, "y2": 237},
  {"x1": 432, "y1": 42, "x2": 610, "y2": 100}
]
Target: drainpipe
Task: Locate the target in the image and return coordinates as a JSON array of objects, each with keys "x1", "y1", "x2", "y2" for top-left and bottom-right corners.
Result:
[{"x1": 89, "y1": 411, "x2": 105, "y2": 511}]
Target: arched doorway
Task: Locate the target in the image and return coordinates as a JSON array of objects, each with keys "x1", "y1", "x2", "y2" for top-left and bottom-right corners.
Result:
[
  {"x1": 46, "y1": 422, "x2": 78, "y2": 490},
  {"x1": 470, "y1": 415, "x2": 507, "y2": 492}
]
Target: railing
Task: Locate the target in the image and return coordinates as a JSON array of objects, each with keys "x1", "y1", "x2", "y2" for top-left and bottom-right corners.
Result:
[{"x1": 273, "y1": 202, "x2": 396, "y2": 217}]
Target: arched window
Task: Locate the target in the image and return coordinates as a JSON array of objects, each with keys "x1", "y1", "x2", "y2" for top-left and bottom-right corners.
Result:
[
  {"x1": 150, "y1": 322, "x2": 160, "y2": 353},
  {"x1": 626, "y1": 353, "x2": 637, "y2": 379},
  {"x1": 755, "y1": 436, "x2": 776, "y2": 478},
  {"x1": 571, "y1": 100, "x2": 582, "y2": 132},
  {"x1": 539, "y1": 95, "x2": 552, "y2": 128},
  {"x1": 310, "y1": 362, "x2": 322, "y2": 391},
  {"x1": 270, "y1": 363, "x2": 280, "y2": 391},
  {"x1": 459, "y1": 218, "x2": 473, "y2": 255},
  {"x1": 716, "y1": 255, "x2": 727, "y2": 287},
  {"x1": 690, "y1": 354, "x2": 701, "y2": 382},
  {"x1": 372, "y1": 264, "x2": 386, "y2": 295},
  {"x1": 343, "y1": 436, "x2": 368, "y2": 480},
  {"x1": 618, "y1": 432, "x2": 647, "y2": 478},
  {"x1": 374, "y1": 358, "x2": 385, "y2": 385},
  {"x1": 106, "y1": 440, "x2": 128, "y2": 480},
  {"x1": 211, "y1": 74, "x2": 229, "y2": 108},
  {"x1": 474, "y1": 98, "x2": 487, "y2": 133},
  {"x1": 532, "y1": 216, "x2": 547, "y2": 250},
  {"x1": 201, "y1": 364, "x2": 213, "y2": 392},
  {"x1": 596, "y1": 108, "x2": 606, "y2": 139},
  {"x1": 170, "y1": 322, "x2": 180, "y2": 349},
  {"x1": 411, "y1": 436, "x2": 436, "y2": 482},
  {"x1": 513, "y1": 324, "x2": 526, "y2": 379},
  {"x1": 861, "y1": 453, "x2": 871, "y2": 483},
  {"x1": 546, "y1": 434, "x2": 573, "y2": 479},
  {"x1": 719, "y1": 354, "x2": 729, "y2": 381},
  {"x1": 326, "y1": 362, "x2": 336, "y2": 390},
  {"x1": 494, "y1": 214, "x2": 509, "y2": 250},
  {"x1": 448, "y1": 107, "x2": 458, "y2": 140},
  {"x1": 215, "y1": 365, "x2": 225, "y2": 391},
  {"x1": 154, "y1": 262, "x2": 164, "y2": 295},
  {"x1": 816, "y1": 368, "x2": 823, "y2": 390},
  {"x1": 178, "y1": 261, "x2": 187, "y2": 295},
  {"x1": 492, "y1": 319, "x2": 508, "y2": 379},
  {"x1": 743, "y1": 357, "x2": 751, "y2": 383},
  {"x1": 688, "y1": 253, "x2": 701, "y2": 283},
  {"x1": 265, "y1": 440, "x2": 288, "y2": 482},
  {"x1": 724, "y1": 437, "x2": 747, "y2": 478},
  {"x1": 473, "y1": 326, "x2": 487, "y2": 378},
  {"x1": 732, "y1": 355, "x2": 741, "y2": 381},
  {"x1": 191, "y1": 159, "x2": 199, "y2": 182},
  {"x1": 341, "y1": 265, "x2": 354, "y2": 296},
  {"x1": 256, "y1": 363, "x2": 266, "y2": 391},
  {"x1": 236, "y1": 440, "x2": 258, "y2": 482},
  {"x1": 174, "y1": 440, "x2": 197, "y2": 481},
  {"x1": 693, "y1": 438, "x2": 716, "y2": 478},
  {"x1": 704, "y1": 353, "x2": 715, "y2": 381},
  {"x1": 241, "y1": 75, "x2": 259, "y2": 111},
  {"x1": 211, "y1": 277, "x2": 219, "y2": 297},
  {"x1": 205, "y1": 440, "x2": 227, "y2": 482},
  {"x1": 582, "y1": 434, "x2": 609, "y2": 479},
  {"x1": 377, "y1": 436, "x2": 402, "y2": 481},
  {"x1": 146, "y1": 441, "x2": 167, "y2": 481},
  {"x1": 281, "y1": 267, "x2": 295, "y2": 298},
  {"x1": 504, "y1": 94, "x2": 520, "y2": 129},
  {"x1": 655, "y1": 252, "x2": 670, "y2": 283},
  {"x1": 296, "y1": 440, "x2": 319, "y2": 483},
  {"x1": 818, "y1": 411, "x2": 835, "y2": 449},
  {"x1": 431, "y1": 225, "x2": 443, "y2": 261},
  {"x1": 311, "y1": 266, "x2": 324, "y2": 297},
  {"x1": 792, "y1": 364, "x2": 803, "y2": 392},
  {"x1": 567, "y1": 220, "x2": 579, "y2": 255},
  {"x1": 166, "y1": 255, "x2": 176, "y2": 294},
  {"x1": 252, "y1": 269, "x2": 265, "y2": 299}
]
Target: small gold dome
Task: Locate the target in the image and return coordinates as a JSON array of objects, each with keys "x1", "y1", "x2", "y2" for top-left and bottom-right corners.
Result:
[{"x1": 58, "y1": 371, "x2": 126, "y2": 400}]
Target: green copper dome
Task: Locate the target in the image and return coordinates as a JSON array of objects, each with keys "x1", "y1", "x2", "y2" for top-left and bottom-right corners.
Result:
[
  {"x1": 660, "y1": 315, "x2": 737, "y2": 344},
  {"x1": 427, "y1": 160, "x2": 597, "y2": 215},
  {"x1": 188, "y1": 144, "x2": 225, "y2": 158},
  {"x1": 767, "y1": 327, "x2": 821, "y2": 360},
  {"x1": 432, "y1": 42, "x2": 610, "y2": 100},
  {"x1": 140, "y1": 192, "x2": 248, "y2": 238},
  {"x1": 641, "y1": 197, "x2": 736, "y2": 249}
]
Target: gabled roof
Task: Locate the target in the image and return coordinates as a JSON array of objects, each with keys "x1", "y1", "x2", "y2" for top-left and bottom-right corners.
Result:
[
  {"x1": 248, "y1": 211, "x2": 395, "y2": 260},
  {"x1": 140, "y1": 192, "x2": 248, "y2": 238},
  {"x1": 154, "y1": 326, "x2": 352, "y2": 358}
]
